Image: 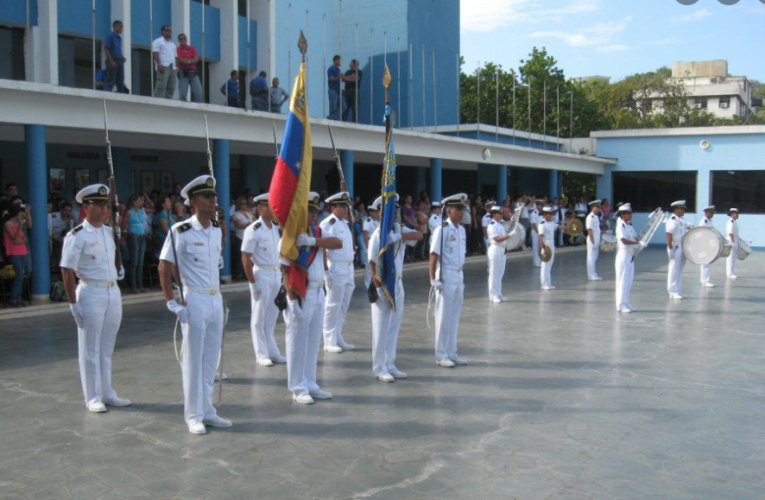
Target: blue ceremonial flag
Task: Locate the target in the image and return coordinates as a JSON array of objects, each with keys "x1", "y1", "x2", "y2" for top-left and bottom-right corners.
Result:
[{"x1": 376, "y1": 103, "x2": 398, "y2": 310}]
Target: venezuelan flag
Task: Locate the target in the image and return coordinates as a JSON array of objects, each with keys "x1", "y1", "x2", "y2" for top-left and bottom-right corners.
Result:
[{"x1": 269, "y1": 62, "x2": 312, "y2": 298}]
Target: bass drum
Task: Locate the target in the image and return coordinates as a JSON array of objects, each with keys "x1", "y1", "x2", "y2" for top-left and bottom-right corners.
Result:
[
  {"x1": 682, "y1": 226, "x2": 726, "y2": 265},
  {"x1": 505, "y1": 225, "x2": 526, "y2": 251},
  {"x1": 737, "y1": 239, "x2": 752, "y2": 261},
  {"x1": 599, "y1": 233, "x2": 617, "y2": 253}
]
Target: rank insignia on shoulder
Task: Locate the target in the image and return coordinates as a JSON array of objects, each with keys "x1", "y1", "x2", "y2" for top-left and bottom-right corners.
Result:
[
  {"x1": 252, "y1": 221, "x2": 261, "y2": 230},
  {"x1": 176, "y1": 222, "x2": 192, "y2": 233},
  {"x1": 442, "y1": 221, "x2": 448, "y2": 227},
  {"x1": 329, "y1": 217, "x2": 336, "y2": 225},
  {"x1": 490, "y1": 221, "x2": 495, "y2": 225},
  {"x1": 211, "y1": 220, "x2": 220, "y2": 228},
  {"x1": 71, "y1": 224, "x2": 84, "y2": 235},
  {"x1": 670, "y1": 215, "x2": 676, "y2": 220}
]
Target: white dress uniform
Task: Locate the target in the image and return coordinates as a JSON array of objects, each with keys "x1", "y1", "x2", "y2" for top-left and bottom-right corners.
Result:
[
  {"x1": 431, "y1": 207, "x2": 467, "y2": 363},
  {"x1": 321, "y1": 193, "x2": 356, "y2": 351},
  {"x1": 368, "y1": 223, "x2": 417, "y2": 378},
  {"x1": 726, "y1": 214, "x2": 739, "y2": 278},
  {"x1": 241, "y1": 215, "x2": 285, "y2": 363},
  {"x1": 481, "y1": 211, "x2": 492, "y2": 254},
  {"x1": 61, "y1": 206, "x2": 123, "y2": 408},
  {"x1": 538, "y1": 215, "x2": 556, "y2": 290},
  {"x1": 160, "y1": 214, "x2": 224, "y2": 424},
  {"x1": 428, "y1": 212, "x2": 442, "y2": 235},
  {"x1": 553, "y1": 206, "x2": 566, "y2": 248},
  {"x1": 586, "y1": 208, "x2": 602, "y2": 280},
  {"x1": 486, "y1": 216, "x2": 507, "y2": 302},
  {"x1": 665, "y1": 205, "x2": 690, "y2": 298},
  {"x1": 362, "y1": 214, "x2": 380, "y2": 289},
  {"x1": 530, "y1": 207, "x2": 542, "y2": 267},
  {"x1": 615, "y1": 211, "x2": 638, "y2": 312},
  {"x1": 698, "y1": 213, "x2": 714, "y2": 286}
]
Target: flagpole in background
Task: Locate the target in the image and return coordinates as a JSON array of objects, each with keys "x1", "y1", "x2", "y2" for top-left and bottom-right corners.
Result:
[
  {"x1": 495, "y1": 68, "x2": 499, "y2": 143},
  {"x1": 528, "y1": 77, "x2": 532, "y2": 147},
  {"x1": 543, "y1": 80, "x2": 547, "y2": 150},
  {"x1": 432, "y1": 47, "x2": 438, "y2": 134},
  {"x1": 91, "y1": 0, "x2": 96, "y2": 90},
  {"x1": 456, "y1": 53, "x2": 460, "y2": 137},
  {"x1": 570, "y1": 89, "x2": 574, "y2": 153},
  {"x1": 557, "y1": 85, "x2": 561, "y2": 141},
  {"x1": 322, "y1": 15, "x2": 326, "y2": 118},
  {"x1": 397, "y1": 36, "x2": 401, "y2": 127},
  {"x1": 512, "y1": 73, "x2": 516, "y2": 145},
  {"x1": 421, "y1": 44, "x2": 426, "y2": 132},
  {"x1": 370, "y1": 28, "x2": 374, "y2": 125},
  {"x1": 246, "y1": 0, "x2": 252, "y2": 109},
  {"x1": 355, "y1": 23, "x2": 359, "y2": 125},
  {"x1": 408, "y1": 43, "x2": 413, "y2": 128},
  {"x1": 149, "y1": 0, "x2": 154, "y2": 95},
  {"x1": 476, "y1": 62, "x2": 480, "y2": 127},
  {"x1": 202, "y1": 0, "x2": 206, "y2": 101}
]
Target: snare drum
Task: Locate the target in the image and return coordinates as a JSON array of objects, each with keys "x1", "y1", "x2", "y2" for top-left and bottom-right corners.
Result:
[
  {"x1": 505, "y1": 225, "x2": 526, "y2": 251},
  {"x1": 720, "y1": 240, "x2": 733, "y2": 258},
  {"x1": 599, "y1": 233, "x2": 617, "y2": 253},
  {"x1": 682, "y1": 226, "x2": 727, "y2": 265},
  {"x1": 737, "y1": 239, "x2": 751, "y2": 261}
]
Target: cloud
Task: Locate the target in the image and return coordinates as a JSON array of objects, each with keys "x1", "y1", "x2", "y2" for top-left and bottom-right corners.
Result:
[
  {"x1": 460, "y1": 0, "x2": 603, "y2": 33},
  {"x1": 597, "y1": 45, "x2": 630, "y2": 53},
  {"x1": 646, "y1": 37, "x2": 682, "y2": 46},
  {"x1": 671, "y1": 9, "x2": 712, "y2": 23},
  {"x1": 530, "y1": 16, "x2": 633, "y2": 50}
]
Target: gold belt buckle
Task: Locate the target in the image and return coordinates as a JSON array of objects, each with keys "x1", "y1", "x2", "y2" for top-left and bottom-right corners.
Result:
[
  {"x1": 210, "y1": 289, "x2": 216, "y2": 295},
  {"x1": 108, "y1": 281, "x2": 114, "y2": 288}
]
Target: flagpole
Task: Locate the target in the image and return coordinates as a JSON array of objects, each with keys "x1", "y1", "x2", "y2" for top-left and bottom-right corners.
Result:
[
  {"x1": 370, "y1": 28, "x2": 374, "y2": 125},
  {"x1": 202, "y1": 0, "x2": 206, "y2": 101},
  {"x1": 557, "y1": 85, "x2": 561, "y2": 141},
  {"x1": 456, "y1": 53, "x2": 460, "y2": 137},
  {"x1": 91, "y1": 0, "x2": 96, "y2": 90},
  {"x1": 570, "y1": 89, "x2": 574, "y2": 153},
  {"x1": 149, "y1": 0, "x2": 154, "y2": 96},
  {"x1": 543, "y1": 80, "x2": 547, "y2": 150},
  {"x1": 495, "y1": 68, "x2": 499, "y2": 143},
  {"x1": 512, "y1": 72, "x2": 516, "y2": 145},
  {"x1": 246, "y1": 0, "x2": 251, "y2": 110},
  {"x1": 397, "y1": 36, "x2": 401, "y2": 127},
  {"x1": 421, "y1": 44, "x2": 426, "y2": 132},
  {"x1": 355, "y1": 23, "x2": 359, "y2": 124},
  {"x1": 476, "y1": 62, "x2": 480, "y2": 127},
  {"x1": 528, "y1": 77, "x2": 532, "y2": 148},
  {"x1": 432, "y1": 47, "x2": 438, "y2": 134},
  {"x1": 408, "y1": 43, "x2": 413, "y2": 129},
  {"x1": 322, "y1": 15, "x2": 326, "y2": 119}
]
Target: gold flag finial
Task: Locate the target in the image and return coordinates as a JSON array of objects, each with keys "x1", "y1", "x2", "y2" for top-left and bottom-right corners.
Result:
[
  {"x1": 298, "y1": 30, "x2": 308, "y2": 55},
  {"x1": 382, "y1": 64, "x2": 392, "y2": 89}
]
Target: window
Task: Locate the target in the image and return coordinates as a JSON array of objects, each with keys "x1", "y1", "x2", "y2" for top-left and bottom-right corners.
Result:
[
  {"x1": 613, "y1": 171, "x2": 697, "y2": 213},
  {"x1": 719, "y1": 96, "x2": 730, "y2": 109},
  {"x1": 131, "y1": 48, "x2": 152, "y2": 96},
  {"x1": 0, "y1": 26, "x2": 26, "y2": 81},
  {"x1": 59, "y1": 36, "x2": 101, "y2": 89},
  {"x1": 711, "y1": 170, "x2": 765, "y2": 214},
  {"x1": 694, "y1": 98, "x2": 707, "y2": 109}
]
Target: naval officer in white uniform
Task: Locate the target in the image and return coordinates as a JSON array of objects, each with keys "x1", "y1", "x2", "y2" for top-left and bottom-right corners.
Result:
[
  {"x1": 585, "y1": 200, "x2": 603, "y2": 281},
  {"x1": 486, "y1": 206, "x2": 511, "y2": 303},
  {"x1": 321, "y1": 192, "x2": 357, "y2": 353},
  {"x1": 61, "y1": 184, "x2": 129, "y2": 413},
  {"x1": 241, "y1": 193, "x2": 286, "y2": 366},
  {"x1": 159, "y1": 175, "x2": 231, "y2": 435},
  {"x1": 429, "y1": 193, "x2": 469, "y2": 368},
  {"x1": 726, "y1": 208, "x2": 740, "y2": 279},
  {"x1": 665, "y1": 200, "x2": 691, "y2": 300},
  {"x1": 368, "y1": 195, "x2": 422, "y2": 382},
  {"x1": 538, "y1": 206, "x2": 562, "y2": 291},
  {"x1": 614, "y1": 204, "x2": 646, "y2": 313},
  {"x1": 362, "y1": 199, "x2": 381, "y2": 289},
  {"x1": 530, "y1": 199, "x2": 544, "y2": 268},
  {"x1": 698, "y1": 206, "x2": 716, "y2": 288}
]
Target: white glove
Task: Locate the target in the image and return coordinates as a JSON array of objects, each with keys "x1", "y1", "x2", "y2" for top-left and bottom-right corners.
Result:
[
  {"x1": 296, "y1": 233, "x2": 316, "y2": 247},
  {"x1": 325, "y1": 273, "x2": 333, "y2": 290},
  {"x1": 430, "y1": 279, "x2": 443, "y2": 292},
  {"x1": 218, "y1": 256, "x2": 224, "y2": 269},
  {"x1": 70, "y1": 303, "x2": 84, "y2": 329},
  {"x1": 249, "y1": 281, "x2": 260, "y2": 297},
  {"x1": 117, "y1": 266, "x2": 125, "y2": 281},
  {"x1": 166, "y1": 299, "x2": 189, "y2": 324},
  {"x1": 639, "y1": 241, "x2": 648, "y2": 249},
  {"x1": 289, "y1": 299, "x2": 303, "y2": 320},
  {"x1": 388, "y1": 232, "x2": 402, "y2": 243},
  {"x1": 667, "y1": 247, "x2": 675, "y2": 260},
  {"x1": 540, "y1": 249, "x2": 547, "y2": 257},
  {"x1": 224, "y1": 307, "x2": 230, "y2": 327}
]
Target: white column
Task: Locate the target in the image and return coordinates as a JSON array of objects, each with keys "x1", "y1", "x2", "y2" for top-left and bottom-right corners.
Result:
[
  {"x1": 111, "y1": 0, "x2": 131, "y2": 91},
  {"x1": 210, "y1": 0, "x2": 238, "y2": 106},
  {"x1": 171, "y1": 0, "x2": 191, "y2": 42},
  {"x1": 251, "y1": 0, "x2": 274, "y2": 76},
  {"x1": 27, "y1": 0, "x2": 58, "y2": 84}
]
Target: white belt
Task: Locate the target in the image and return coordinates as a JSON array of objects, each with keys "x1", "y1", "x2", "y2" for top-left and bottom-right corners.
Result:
[
  {"x1": 184, "y1": 286, "x2": 219, "y2": 296},
  {"x1": 81, "y1": 279, "x2": 116, "y2": 289},
  {"x1": 442, "y1": 265, "x2": 463, "y2": 272},
  {"x1": 308, "y1": 280, "x2": 325, "y2": 289},
  {"x1": 254, "y1": 264, "x2": 279, "y2": 271},
  {"x1": 330, "y1": 260, "x2": 354, "y2": 266}
]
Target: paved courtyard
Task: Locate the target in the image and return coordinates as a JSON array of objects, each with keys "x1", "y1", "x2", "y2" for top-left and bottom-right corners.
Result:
[{"x1": 1, "y1": 248, "x2": 764, "y2": 500}]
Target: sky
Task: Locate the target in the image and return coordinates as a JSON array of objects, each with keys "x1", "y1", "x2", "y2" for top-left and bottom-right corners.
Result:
[{"x1": 460, "y1": 0, "x2": 765, "y2": 82}]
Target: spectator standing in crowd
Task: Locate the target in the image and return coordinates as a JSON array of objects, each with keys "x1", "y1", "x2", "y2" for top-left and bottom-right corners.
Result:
[
  {"x1": 176, "y1": 34, "x2": 202, "y2": 103},
  {"x1": 172, "y1": 200, "x2": 187, "y2": 222},
  {"x1": 3, "y1": 205, "x2": 30, "y2": 307},
  {"x1": 231, "y1": 196, "x2": 254, "y2": 280},
  {"x1": 124, "y1": 194, "x2": 148, "y2": 293},
  {"x1": 104, "y1": 21, "x2": 128, "y2": 93},
  {"x1": 154, "y1": 196, "x2": 173, "y2": 257},
  {"x1": 51, "y1": 202, "x2": 74, "y2": 262},
  {"x1": 343, "y1": 59, "x2": 362, "y2": 122},
  {"x1": 269, "y1": 77, "x2": 289, "y2": 113},
  {"x1": 401, "y1": 195, "x2": 417, "y2": 262},
  {"x1": 415, "y1": 200, "x2": 429, "y2": 261},
  {"x1": 220, "y1": 70, "x2": 240, "y2": 108},
  {"x1": 327, "y1": 55, "x2": 346, "y2": 120},
  {"x1": 250, "y1": 71, "x2": 269, "y2": 111},
  {"x1": 152, "y1": 25, "x2": 177, "y2": 99}
]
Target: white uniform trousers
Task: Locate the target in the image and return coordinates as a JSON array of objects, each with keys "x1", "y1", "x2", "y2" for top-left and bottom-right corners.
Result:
[
  {"x1": 249, "y1": 268, "x2": 283, "y2": 361},
  {"x1": 286, "y1": 286, "x2": 325, "y2": 396},
  {"x1": 363, "y1": 261, "x2": 372, "y2": 290},
  {"x1": 323, "y1": 262, "x2": 355, "y2": 348},
  {"x1": 540, "y1": 246, "x2": 555, "y2": 288},
  {"x1": 700, "y1": 264, "x2": 711, "y2": 284},
  {"x1": 531, "y1": 230, "x2": 541, "y2": 266},
  {"x1": 727, "y1": 242, "x2": 738, "y2": 277},
  {"x1": 487, "y1": 245, "x2": 505, "y2": 300},
  {"x1": 615, "y1": 251, "x2": 634, "y2": 311},
  {"x1": 587, "y1": 236, "x2": 600, "y2": 279},
  {"x1": 434, "y1": 268, "x2": 464, "y2": 361},
  {"x1": 371, "y1": 281, "x2": 404, "y2": 377},
  {"x1": 181, "y1": 291, "x2": 223, "y2": 423},
  {"x1": 75, "y1": 283, "x2": 122, "y2": 405},
  {"x1": 667, "y1": 246, "x2": 685, "y2": 296}
]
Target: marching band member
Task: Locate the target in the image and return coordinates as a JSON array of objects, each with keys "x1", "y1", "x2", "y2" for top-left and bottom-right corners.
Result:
[
  {"x1": 368, "y1": 195, "x2": 422, "y2": 382},
  {"x1": 726, "y1": 208, "x2": 740, "y2": 279},
  {"x1": 699, "y1": 206, "x2": 716, "y2": 288},
  {"x1": 321, "y1": 192, "x2": 357, "y2": 353},
  {"x1": 530, "y1": 199, "x2": 544, "y2": 268},
  {"x1": 241, "y1": 193, "x2": 286, "y2": 367},
  {"x1": 487, "y1": 206, "x2": 510, "y2": 303},
  {"x1": 60, "y1": 184, "x2": 128, "y2": 413},
  {"x1": 362, "y1": 199, "x2": 381, "y2": 289},
  {"x1": 586, "y1": 200, "x2": 603, "y2": 281},
  {"x1": 430, "y1": 193, "x2": 469, "y2": 368},
  {"x1": 538, "y1": 206, "x2": 562, "y2": 291},
  {"x1": 284, "y1": 192, "x2": 342, "y2": 404},
  {"x1": 665, "y1": 200, "x2": 690, "y2": 300},
  {"x1": 159, "y1": 175, "x2": 231, "y2": 435},
  {"x1": 614, "y1": 204, "x2": 645, "y2": 313}
]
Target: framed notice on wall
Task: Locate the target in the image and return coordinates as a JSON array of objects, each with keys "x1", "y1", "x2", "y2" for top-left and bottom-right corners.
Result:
[
  {"x1": 160, "y1": 171, "x2": 173, "y2": 194},
  {"x1": 49, "y1": 168, "x2": 66, "y2": 194},
  {"x1": 74, "y1": 169, "x2": 90, "y2": 190},
  {"x1": 141, "y1": 171, "x2": 156, "y2": 193},
  {"x1": 97, "y1": 169, "x2": 108, "y2": 185}
]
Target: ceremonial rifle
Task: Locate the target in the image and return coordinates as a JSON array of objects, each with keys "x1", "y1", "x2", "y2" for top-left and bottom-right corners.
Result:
[
  {"x1": 327, "y1": 125, "x2": 356, "y2": 226},
  {"x1": 102, "y1": 100, "x2": 123, "y2": 272}
]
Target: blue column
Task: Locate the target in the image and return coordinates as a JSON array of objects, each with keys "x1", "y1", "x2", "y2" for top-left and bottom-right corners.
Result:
[
  {"x1": 113, "y1": 147, "x2": 132, "y2": 202},
  {"x1": 497, "y1": 165, "x2": 508, "y2": 202},
  {"x1": 240, "y1": 155, "x2": 261, "y2": 193},
  {"x1": 26, "y1": 125, "x2": 50, "y2": 300},
  {"x1": 340, "y1": 150, "x2": 354, "y2": 197},
  {"x1": 430, "y1": 158, "x2": 442, "y2": 202},
  {"x1": 549, "y1": 169, "x2": 560, "y2": 199},
  {"x1": 416, "y1": 167, "x2": 427, "y2": 197},
  {"x1": 214, "y1": 139, "x2": 231, "y2": 280}
]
